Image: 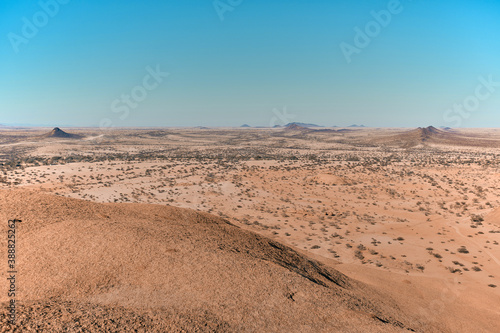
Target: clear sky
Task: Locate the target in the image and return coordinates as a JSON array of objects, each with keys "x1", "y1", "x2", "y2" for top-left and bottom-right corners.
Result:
[{"x1": 1, "y1": 0, "x2": 499, "y2": 128}]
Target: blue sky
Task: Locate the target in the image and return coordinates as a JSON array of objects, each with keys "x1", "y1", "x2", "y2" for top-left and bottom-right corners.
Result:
[{"x1": 1, "y1": 0, "x2": 499, "y2": 127}]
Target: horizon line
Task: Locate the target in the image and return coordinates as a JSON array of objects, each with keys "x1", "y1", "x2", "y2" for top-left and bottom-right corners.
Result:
[{"x1": 1, "y1": 124, "x2": 499, "y2": 130}]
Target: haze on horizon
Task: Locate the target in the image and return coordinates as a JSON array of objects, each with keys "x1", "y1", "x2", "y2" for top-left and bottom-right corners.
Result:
[{"x1": 1, "y1": 0, "x2": 499, "y2": 128}]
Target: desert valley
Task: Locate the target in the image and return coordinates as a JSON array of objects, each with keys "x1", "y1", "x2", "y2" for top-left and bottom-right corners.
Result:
[{"x1": 0, "y1": 125, "x2": 499, "y2": 332}]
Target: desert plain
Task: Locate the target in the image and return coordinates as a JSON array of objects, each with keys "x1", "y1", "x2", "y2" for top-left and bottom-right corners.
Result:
[{"x1": 0, "y1": 125, "x2": 499, "y2": 332}]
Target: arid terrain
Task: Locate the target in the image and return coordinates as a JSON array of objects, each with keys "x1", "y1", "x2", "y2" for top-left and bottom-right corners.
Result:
[{"x1": 1, "y1": 126, "x2": 500, "y2": 332}]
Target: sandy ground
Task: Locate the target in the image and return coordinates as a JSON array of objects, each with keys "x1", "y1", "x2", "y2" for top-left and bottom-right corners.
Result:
[{"x1": 0, "y1": 126, "x2": 499, "y2": 331}]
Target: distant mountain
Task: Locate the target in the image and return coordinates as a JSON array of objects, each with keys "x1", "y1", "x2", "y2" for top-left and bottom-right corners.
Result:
[
  {"x1": 284, "y1": 122, "x2": 321, "y2": 128},
  {"x1": 417, "y1": 126, "x2": 441, "y2": 137},
  {"x1": 41, "y1": 127, "x2": 82, "y2": 139},
  {"x1": 348, "y1": 124, "x2": 366, "y2": 128},
  {"x1": 373, "y1": 126, "x2": 500, "y2": 148},
  {"x1": 240, "y1": 124, "x2": 251, "y2": 128},
  {"x1": 284, "y1": 123, "x2": 309, "y2": 131}
]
